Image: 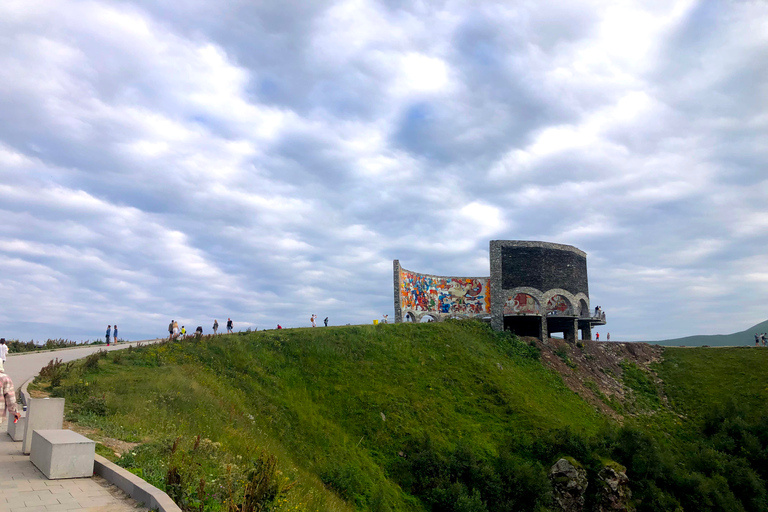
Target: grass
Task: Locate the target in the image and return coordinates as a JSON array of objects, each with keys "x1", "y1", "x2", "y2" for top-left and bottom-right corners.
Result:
[
  {"x1": 657, "y1": 347, "x2": 768, "y2": 420},
  {"x1": 33, "y1": 325, "x2": 768, "y2": 512},
  {"x1": 38, "y1": 321, "x2": 607, "y2": 511}
]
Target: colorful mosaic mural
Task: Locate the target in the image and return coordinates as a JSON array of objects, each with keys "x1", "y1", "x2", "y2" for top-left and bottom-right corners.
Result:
[
  {"x1": 399, "y1": 270, "x2": 490, "y2": 315},
  {"x1": 503, "y1": 293, "x2": 540, "y2": 315},
  {"x1": 546, "y1": 294, "x2": 572, "y2": 315}
]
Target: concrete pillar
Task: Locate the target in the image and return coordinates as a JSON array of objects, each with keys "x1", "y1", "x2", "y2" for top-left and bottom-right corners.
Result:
[
  {"x1": 22, "y1": 398, "x2": 64, "y2": 455},
  {"x1": 581, "y1": 324, "x2": 592, "y2": 341},
  {"x1": 540, "y1": 316, "x2": 548, "y2": 340},
  {"x1": 566, "y1": 319, "x2": 578, "y2": 343}
]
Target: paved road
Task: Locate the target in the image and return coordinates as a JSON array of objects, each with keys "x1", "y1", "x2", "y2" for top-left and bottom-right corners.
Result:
[{"x1": 5, "y1": 339, "x2": 164, "y2": 390}]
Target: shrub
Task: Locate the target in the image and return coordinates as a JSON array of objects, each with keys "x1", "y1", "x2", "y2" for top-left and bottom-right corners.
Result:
[
  {"x1": 38, "y1": 358, "x2": 74, "y2": 388},
  {"x1": 79, "y1": 395, "x2": 108, "y2": 416}
]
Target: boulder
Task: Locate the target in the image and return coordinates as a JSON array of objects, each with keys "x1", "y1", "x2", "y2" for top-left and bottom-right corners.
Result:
[
  {"x1": 595, "y1": 464, "x2": 633, "y2": 511},
  {"x1": 549, "y1": 458, "x2": 588, "y2": 512}
]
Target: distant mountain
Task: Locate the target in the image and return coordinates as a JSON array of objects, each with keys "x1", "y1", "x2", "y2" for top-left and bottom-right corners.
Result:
[{"x1": 653, "y1": 319, "x2": 768, "y2": 346}]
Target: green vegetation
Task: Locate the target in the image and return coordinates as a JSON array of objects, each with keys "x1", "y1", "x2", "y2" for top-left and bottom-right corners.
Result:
[
  {"x1": 6, "y1": 338, "x2": 106, "y2": 353},
  {"x1": 31, "y1": 323, "x2": 768, "y2": 511}
]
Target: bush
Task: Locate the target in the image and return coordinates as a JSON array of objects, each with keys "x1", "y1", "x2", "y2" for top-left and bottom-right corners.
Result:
[
  {"x1": 79, "y1": 395, "x2": 108, "y2": 416},
  {"x1": 38, "y1": 358, "x2": 74, "y2": 388}
]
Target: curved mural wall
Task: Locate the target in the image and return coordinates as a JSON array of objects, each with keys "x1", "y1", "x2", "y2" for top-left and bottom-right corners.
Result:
[{"x1": 393, "y1": 261, "x2": 490, "y2": 322}]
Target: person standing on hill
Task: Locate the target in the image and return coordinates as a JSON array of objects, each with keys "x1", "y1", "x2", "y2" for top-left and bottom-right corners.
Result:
[
  {"x1": 0, "y1": 362, "x2": 20, "y2": 425},
  {"x1": 607, "y1": 332, "x2": 610, "y2": 341},
  {"x1": 324, "y1": 317, "x2": 328, "y2": 327},
  {"x1": 0, "y1": 339, "x2": 7, "y2": 367},
  {"x1": 213, "y1": 319, "x2": 219, "y2": 335},
  {"x1": 757, "y1": 334, "x2": 761, "y2": 347},
  {"x1": 311, "y1": 314, "x2": 317, "y2": 327},
  {"x1": 181, "y1": 326, "x2": 186, "y2": 339},
  {"x1": 172, "y1": 320, "x2": 179, "y2": 340},
  {"x1": 113, "y1": 325, "x2": 118, "y2": 343},
  {"x1": 168, "y1": 321, "x2": 174, "y2": 340},
  {"x1": 227, "y1": 318, "x2": 233, "y2": 334},
  {"x1": 595, "y1": 332, "x2": 599, "y2": 341},
  {"x1": 106, "y1": 325, "x2": 111, "y2": 345}
]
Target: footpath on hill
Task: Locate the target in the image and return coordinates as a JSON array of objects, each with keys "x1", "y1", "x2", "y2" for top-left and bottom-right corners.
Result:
[{"x1": 5, "y1": 338, "x2": 165, "y2": 392}]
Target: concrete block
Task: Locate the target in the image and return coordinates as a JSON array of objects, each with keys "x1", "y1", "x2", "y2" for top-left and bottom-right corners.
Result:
[
  {"x1": 7, "y1": 413, "x2": 26, "y2": 441},
  {"x1": 22, "y1": 397, "x2": 65, "y2": 455},
  {"x1": 30, "y1": 429, "x2": 95, "y2": 479}
]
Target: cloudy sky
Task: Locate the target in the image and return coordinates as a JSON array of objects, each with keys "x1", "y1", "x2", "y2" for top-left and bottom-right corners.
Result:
[{"x1": 1, "y1": 0, "x2": 766, "y2": 342}]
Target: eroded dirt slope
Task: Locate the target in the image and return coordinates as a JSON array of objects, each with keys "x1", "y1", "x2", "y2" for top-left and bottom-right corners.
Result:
[{"x1": 527, "y1": 336, "x2": 664, "y2": 419}]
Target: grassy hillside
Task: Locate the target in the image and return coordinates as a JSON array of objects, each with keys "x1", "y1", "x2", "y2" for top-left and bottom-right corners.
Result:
[
  {"x1": 653, "y1": 319, "x2": 768, "y2": 347},
  {"x1": 34, "y1": 322, "x2": 768, "y2": 512},
  {"x1": 37, "y1": 321, "x2": 606, "y2": 511}
]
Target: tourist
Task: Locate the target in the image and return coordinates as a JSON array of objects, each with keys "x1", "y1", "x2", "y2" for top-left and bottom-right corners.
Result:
[
  {"x1": 226, "y1": 318, "x2": 233, "y2": 334},
  {"x1": 181, "y1": 326, "x2": 186, "y2": 338},
  {"x1": 106, "y1": 325, "x2": 111, "y2": 345},
  {"x1": 172, "y1": 320, "x2": 179, "y2": 339},
  {"x1": 607, "y1": 332, "x2": 610, "y2": 341},
  {"x1": 383, "y1": 314, "x2": 389, "y2": 324},
  {"x1": 311, "y1": 314, "x2": 317, "y2": 327},
  {"x1": 763, "y1": 333, "x2": 767, "y2": 347},
  {"x1": 0, "y1": 339, "x2": 7, "y2": 367},
  {"x1": 113, "y1": 325, "x2": 118, "y2": 343},
  {"x1": 168, "y1": 320, "x2": 174, "y2": 340},
  {"x1": 195, "y1": 326, "x2": 203, "y2": 336},
  {"x1": 0, "y1": 361, "x2": 20, "y2": 425},
  {"x1": 213, "y1": 319, "x2": 219, "y2": 335},
  {"x1": 596, "y1": 332, "x2": 600, "y2": 341},
  {"x1": 756, "y1": 334, "x2": 760, "y2": 347},
  {"x1": 277, "y1": 324, "x2": 282, "y2": 329},
  {"x1": 324, "y1": 317, "x2": 329, "y2": 327}
]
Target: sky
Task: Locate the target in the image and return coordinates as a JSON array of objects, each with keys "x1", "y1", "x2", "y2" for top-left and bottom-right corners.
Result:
[{"x1": 1, "y1": 0, "x2": 766, "y2": 342}]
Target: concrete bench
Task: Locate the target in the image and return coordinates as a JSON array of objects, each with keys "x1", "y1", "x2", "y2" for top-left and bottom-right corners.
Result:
[
  {"x1": 6, "y1": 412, "x2": 26, "y2": 441},
  {"x1": 22, "y1": 397, "x2": 65, "y2": 454},
  {"x1": 30, "y1": 429, "x2": 95, "y2": 479}
]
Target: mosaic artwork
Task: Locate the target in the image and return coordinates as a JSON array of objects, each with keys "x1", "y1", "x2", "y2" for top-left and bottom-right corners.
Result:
[
  {"x1": 503, "y1": 293, "x2": 540, "y2": 315},
  {"x1": 399, "y1": 270, "x2": 490, "y2": 315},
  {"x1": 546, "y1": 294, "x2": 573, "y2": 315}
]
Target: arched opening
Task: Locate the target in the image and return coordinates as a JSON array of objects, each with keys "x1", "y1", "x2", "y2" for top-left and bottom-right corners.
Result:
[
  {"x1": 404, "y1": 312, "x2": 416, "y2": 323},
  {"x1": 546, "y1": 295, "x2": 573, "y2": 316},
  {"x1": 420, "y1": 314, "x2": 437, "y2": 323},
  {"x1": 579, "y1": 300, "x2": 589, "y2": 318},
  {"x1": 503, "y1": 293, "x2": 541, "y2": 315}
]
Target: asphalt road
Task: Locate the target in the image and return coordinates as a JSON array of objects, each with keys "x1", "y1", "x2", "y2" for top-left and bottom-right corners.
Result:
[{"x1": 4, "y1": 339, "x2": 164, "y2": 390}]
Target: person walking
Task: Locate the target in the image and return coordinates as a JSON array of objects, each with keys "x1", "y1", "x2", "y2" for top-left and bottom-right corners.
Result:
[
  {"x1": 106, "y1": 325, "x2": 112, "y2": 345},
  {"x1": 181, "y1": 326, "x2": 186, "y2": 339},
  {"x1": 596, "y1": 332, "x2": 600, "y2": 341},
  {"x1": 172, "y1": 320, "x2": 179, "y2": 340},
  {"x1": 0, "y1": 339, "x2": 7, "y2": 367},
  {"x1": 226, "y1": 318, "x2": 233, "y2": 334},
  {"x1": 213, "y1": 319, "x2": 219, "y2": 335},
  {"x1": 311, "y1": 314, "x2": 317, "y2": 327},
  {"x1": 756, "y1": 333, "x2": 760, "y2": 347},
  {"x1": 324, "y1": 317, "x2": 329, "y2": 327},
  {"x1": 168, "y1": 321, "x2": 174, "y2": 340},
  {"x1": 0, "y1": 362, "x2": 20, "y2": 425},
  {"x1": 113, "y1": 325, "x2": 118, "y2": 343},
  {"x1": 607, "y1": 332, "x2": 610, "y2": 341}
]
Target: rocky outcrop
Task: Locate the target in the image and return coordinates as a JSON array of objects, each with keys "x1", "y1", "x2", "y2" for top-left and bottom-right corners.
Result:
[
  {"x1": 549, "y1": 458, "x2": 588, "y2": 512},
  {"x1": 595, "y1": 464, "x2": 633, "y2": 511}
]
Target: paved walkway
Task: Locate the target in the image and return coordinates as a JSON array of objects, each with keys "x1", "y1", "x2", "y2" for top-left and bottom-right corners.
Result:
[
  {"x1": 0, "y1": 340, "x2": 164, "y2": 512},
  {"x1": 0, "y1": 434, "x2": 145, "y2": 511}
]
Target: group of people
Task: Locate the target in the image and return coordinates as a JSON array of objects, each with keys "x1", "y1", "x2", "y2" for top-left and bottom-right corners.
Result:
[
  {"x1": 755, "y1": 333, "x2": 768, "y2": 346},
  {"x1": 167, "y1": 318, "x2": 234, "y2": 340},
  {"x1": 310, "y1": 314, "x2": 329, "y2": 327},
  {"x1": 595, "y1": 332, "x2": 610, "y2": 341},
  {"x1": 105, "y1": 325, "x2": 119, "y2": 345}
]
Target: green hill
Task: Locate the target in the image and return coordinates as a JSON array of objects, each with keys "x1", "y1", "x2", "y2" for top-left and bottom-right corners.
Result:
[
  {"x1": 653, "y1": 319, "x2": 768, "y2": 346},
  {"x1": 33, "y1": 321, "x2": 768, "y2": 512}
]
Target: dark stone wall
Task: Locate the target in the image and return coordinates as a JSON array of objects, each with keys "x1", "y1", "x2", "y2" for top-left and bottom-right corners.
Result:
[{"x1": 500, "y1": 246, "x2": 588, "y2": 296}]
